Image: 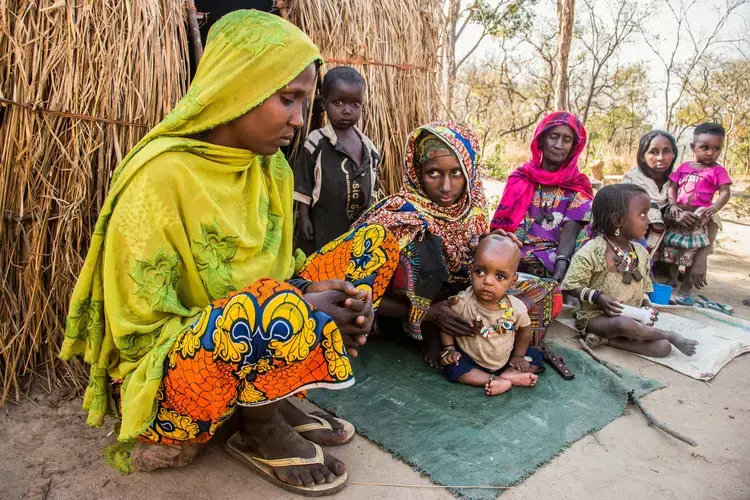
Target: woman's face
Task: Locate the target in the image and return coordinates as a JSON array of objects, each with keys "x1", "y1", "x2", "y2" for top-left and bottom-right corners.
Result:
[
  {"x1": 540, "y1": 125, "x2": 576, "y2": 171},
  {"x1": 644, "y1": 135, "x2": 674, "y2": 175},
  {"x1": 223, "y1": 64, "x2": 317, "y2": 155},
  {"x1": 420, "y1": 155, "x2": 466, "y2": 207}
]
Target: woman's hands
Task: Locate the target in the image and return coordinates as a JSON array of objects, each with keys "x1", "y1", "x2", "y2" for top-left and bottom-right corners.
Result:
[
  {"x1": 489, "y1": 228, "x2": 521, "y2": 247},
  {"x1": 425, "y1": 297, "x2": 478, "y2": 337},
  {"x1": 670, "y1": 206, "x2": 701, "y2": 231},
  {"x1": 304, "y1": 280, "x2": 373, "y2": 357},
  {"x1": 695, "y1": 206, "x2": 718, "y2": 219},
  {"x1": 552, "y1": 261, "x2": 568, "y2": 283}
]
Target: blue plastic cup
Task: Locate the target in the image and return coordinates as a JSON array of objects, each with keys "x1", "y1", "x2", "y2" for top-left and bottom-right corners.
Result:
[{"x1": 649, "y1": 283, "x2": 673, "y2": 305}]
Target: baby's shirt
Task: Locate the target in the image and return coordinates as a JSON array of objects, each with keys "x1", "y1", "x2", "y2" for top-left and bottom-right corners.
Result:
[
  {"x1": 669, "y1": 162, "x2": 732, "y2": 208},
  {"x1": 451, "y1": 287, "x2": 531, "y2": 371}
]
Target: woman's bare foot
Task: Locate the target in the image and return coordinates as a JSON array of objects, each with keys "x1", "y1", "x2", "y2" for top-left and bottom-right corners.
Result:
[
  {"x1": 666, "y1": 331, "x2": 698, "y2": 356},
  {"x1": 131, "y1": 441, "x2": 204, "y2": 471},
  {"x1": 278, "y1": 400, "x2": 348, "y2": 446},
  {"x1": 666, "y1": 264, "x2": 680, "y2": 288},
  {"x1": 584, "y1": 333, "x2": 609, "y2": 349},
  {"x1": 484, "y1": 378, "x2": 512, "y2": 396},
  {"x1": 499, "y1": 368, "x2": 538, "y2": 387},
  {"x1": 678, "y1": 279, "x2": 693, "y2": 298},
  {"x1": 238, "y1": 405, "x2": 345, "y2": 488}
]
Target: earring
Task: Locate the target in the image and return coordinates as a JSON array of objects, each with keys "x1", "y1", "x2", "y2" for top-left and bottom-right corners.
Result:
[{"x1": 615, "y1": 228, "x2": 620, "y2": 236}]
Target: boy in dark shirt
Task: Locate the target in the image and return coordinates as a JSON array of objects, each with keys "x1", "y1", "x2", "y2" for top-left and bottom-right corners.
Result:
[{"x1": 294, "y1": 66, "x2": 380, "y2": 253}]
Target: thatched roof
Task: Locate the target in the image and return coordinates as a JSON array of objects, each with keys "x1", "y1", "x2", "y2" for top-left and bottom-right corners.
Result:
[
  {"x1": 0, "y1": 1, "x2": 189, "y2": 404},
  {"x1": 0, "y1": 0, "x2": 441, "y2": 405},
  {"x1": 287, "y1": 0, "x2": 441, "y2": 193}
]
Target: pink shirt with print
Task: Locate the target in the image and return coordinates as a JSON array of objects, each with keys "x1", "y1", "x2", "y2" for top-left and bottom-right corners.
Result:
[{"x1": 669, "y1": 162, "x2": 732, "y2": 208}]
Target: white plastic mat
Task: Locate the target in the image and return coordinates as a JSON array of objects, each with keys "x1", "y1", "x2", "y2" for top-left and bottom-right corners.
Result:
[{"x1": 555, "y1": 304, "x2": 750, "y2": 380}]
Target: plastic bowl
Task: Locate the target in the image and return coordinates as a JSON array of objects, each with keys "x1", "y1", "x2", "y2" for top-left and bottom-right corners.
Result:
[{"x1": 649, "y1": 283, "x2": 673, "y2": 305}]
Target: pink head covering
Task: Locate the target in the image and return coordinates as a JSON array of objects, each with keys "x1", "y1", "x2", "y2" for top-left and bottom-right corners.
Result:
[{"x1": 491, "y1": 111, "x2": 593, "y2": 232}]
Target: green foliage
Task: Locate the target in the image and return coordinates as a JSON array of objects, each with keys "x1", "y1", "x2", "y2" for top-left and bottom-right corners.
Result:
[
  {"x1": 473, "y1": 0, "x2": 539, "y2": 39},
  {"x1": 482, "y1": 149, "x2": 512, "y2": 180},
  {"x1": 675, "y1": 58, "x2": 750, "y2": 175}
]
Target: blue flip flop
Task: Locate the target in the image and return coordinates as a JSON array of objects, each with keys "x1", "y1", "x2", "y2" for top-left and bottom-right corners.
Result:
[
  {"x1": 695, "y1": 295, "x2": 734, "y2": 316},
  {"x1": 675, "y1": 295, "x2": 698, "y2": 306}
]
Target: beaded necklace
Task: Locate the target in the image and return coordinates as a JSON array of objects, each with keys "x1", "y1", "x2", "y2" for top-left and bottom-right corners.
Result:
[
  {"x1": 480, "y1": 296, "x2": 515, "y2": 338},
  {"x1": 533, "y1": 186, "x2": 556, "y2": 225},
  {"x1": 605, "y1": 237, "x2": 643, "y2": 284}
]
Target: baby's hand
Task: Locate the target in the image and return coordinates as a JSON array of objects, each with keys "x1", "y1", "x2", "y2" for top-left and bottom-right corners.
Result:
[
  {"x1": 441, "y1": 349, "x2": 461, "y2": 366},
  {"x1": 668, "y1": 204, "x2": 682, "y2": 220}
]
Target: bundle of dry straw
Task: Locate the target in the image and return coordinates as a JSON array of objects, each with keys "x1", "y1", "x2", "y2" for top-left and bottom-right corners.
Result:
[
  {"x1": 0, "y1": 0, "x2": 442, "y2": 406},
  {"x1": 0, "y1": 1, "x2": 189, "y2": 405},
  {"x1": 286, "y1": 0, "x2": 442, "y2": 194}
]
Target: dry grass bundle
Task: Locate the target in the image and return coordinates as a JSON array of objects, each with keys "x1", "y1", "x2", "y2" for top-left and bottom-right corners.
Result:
[
  {"x1": 0, "y1": 1, "x2": 188, "y2": 405},
  {"x1": 286, "y1": 0, "x2": 442, "y2": 194}
]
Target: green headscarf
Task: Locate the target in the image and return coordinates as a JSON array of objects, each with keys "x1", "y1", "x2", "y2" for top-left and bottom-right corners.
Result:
[{"x1": 60, "y1": 10, "x2": 321, "y2": 441}]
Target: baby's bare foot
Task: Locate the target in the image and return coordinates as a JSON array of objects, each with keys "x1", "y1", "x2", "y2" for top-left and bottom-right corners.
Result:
[
  {"x1": 500, "y1": 368, "x2": 538, "y2": 387},
  {"x1": 484, "y1": 378, "x2": 512, "y2": 396},
  {"x1": 670, "y1": 333, "x2": 698, "y2": 356}
]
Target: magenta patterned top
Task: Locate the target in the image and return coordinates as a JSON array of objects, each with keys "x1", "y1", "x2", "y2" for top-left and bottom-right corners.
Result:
[
  {"x1": 669, "y1": 162, "x2": 732, "y2": 208},
  {"x1": 514, "y1": 186, "x2": 592, "y2": 275}
]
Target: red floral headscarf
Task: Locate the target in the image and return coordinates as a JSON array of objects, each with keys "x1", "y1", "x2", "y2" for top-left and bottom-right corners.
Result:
[{"x1": 354, "y1": 120, "x2": 487, "y2": 279}]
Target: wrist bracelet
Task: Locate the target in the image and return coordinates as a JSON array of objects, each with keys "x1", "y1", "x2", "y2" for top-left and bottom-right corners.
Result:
[{"x1": 555, "y1": 255, "x2": 571, "y2": 264}]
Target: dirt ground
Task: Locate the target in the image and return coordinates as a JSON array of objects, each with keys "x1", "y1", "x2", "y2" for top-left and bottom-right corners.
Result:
[{"x1": 1, "y1": 182, "x2": 748, "y2": 500}]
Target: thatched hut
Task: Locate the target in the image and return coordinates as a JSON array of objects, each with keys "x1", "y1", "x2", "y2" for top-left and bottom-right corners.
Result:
[{"x1": 0, "y1": 0, "x2": 441, "y2": 405}]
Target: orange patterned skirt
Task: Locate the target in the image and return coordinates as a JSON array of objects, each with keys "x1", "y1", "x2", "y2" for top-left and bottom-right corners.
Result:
[{"x1": 139, "y1": 224, "x2": 399, "y2": 445}]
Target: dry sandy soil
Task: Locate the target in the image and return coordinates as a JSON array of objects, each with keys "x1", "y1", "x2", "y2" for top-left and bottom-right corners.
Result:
[{"x1": 1, "y1": 180, "x2": 748, "y2": 500}]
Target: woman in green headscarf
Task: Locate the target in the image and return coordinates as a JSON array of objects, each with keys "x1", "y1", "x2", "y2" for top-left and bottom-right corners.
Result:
[{"x1": 60, "y1": 10, "x2": 399, "y2": 495}]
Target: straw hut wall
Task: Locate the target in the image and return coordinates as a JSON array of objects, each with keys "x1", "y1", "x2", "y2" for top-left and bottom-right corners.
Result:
[
  {"x1": 0, "y1": 1, "x2": 189, "y2": 405},
  {"x1": 286, "y1": 0, "x2": 442, "y2": 194},
  {"x1": 0, "y1": 0, "x2": 442, "y2": 405}
]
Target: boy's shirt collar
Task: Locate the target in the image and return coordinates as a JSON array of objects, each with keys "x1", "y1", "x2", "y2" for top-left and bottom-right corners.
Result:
[{"x1": 320, "y1": 122, "x2": 379, "y2": 159}]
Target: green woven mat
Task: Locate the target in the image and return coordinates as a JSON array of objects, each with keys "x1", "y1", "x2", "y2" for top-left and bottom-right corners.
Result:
[{"x1": 310, "y1": 339, "x2": 663, "y2": 499}]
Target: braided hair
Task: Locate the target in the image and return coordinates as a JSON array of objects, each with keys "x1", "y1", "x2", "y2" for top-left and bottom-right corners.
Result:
[
  {"x1": 591, "y1": 184, "x2": 648, "y2": 236},
  {"x1": 636, "y1": 130, "x2": 677, "y2": 179}
]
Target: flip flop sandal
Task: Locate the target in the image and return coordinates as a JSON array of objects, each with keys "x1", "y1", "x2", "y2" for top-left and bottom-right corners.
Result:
[
  {"x1": 225, "y1": 432, "x2": 348, "y2": 497},
  {"x1": 695, "y1": 295, "x2": 734, "y2": 315},
  {"x1": 675, "y1": 295, "x2": 699, "y2": 306},
  {"x1": 293, "y1": 413, "x2": 356, "y2": 446}
]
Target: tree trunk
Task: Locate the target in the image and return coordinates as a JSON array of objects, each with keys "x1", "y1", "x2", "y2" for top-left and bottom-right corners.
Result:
[
  {"x1": 442, "y1": 0, "x2": 461, "y2": 115},
  {"x1": 554, "y1": 0, "x2": 575, "y2": 111}
]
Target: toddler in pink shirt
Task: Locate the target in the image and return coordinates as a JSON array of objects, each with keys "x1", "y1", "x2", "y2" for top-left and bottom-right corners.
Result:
[{"x1": 662, "y1": 122, "x2": 732, "y2": 296}]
